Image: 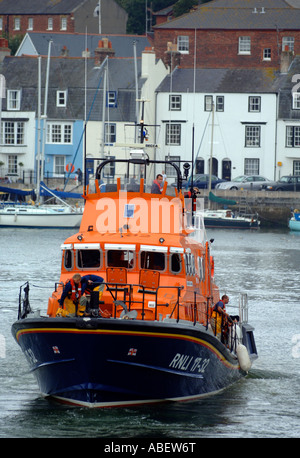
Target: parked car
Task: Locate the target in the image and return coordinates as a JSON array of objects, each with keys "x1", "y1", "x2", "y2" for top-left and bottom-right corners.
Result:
[
  {"x1": 215, "y1": 175, "x2": 276, "y2": 190},
  {"x1": 172, "y1": 174, "x2": 227, "y2": 189},
  {"x1": 185, "y1": 174, "x2": 226, "y2": 189},
  {"x1": 262, "y1": 175, "x2": 300, "y2": 191}
]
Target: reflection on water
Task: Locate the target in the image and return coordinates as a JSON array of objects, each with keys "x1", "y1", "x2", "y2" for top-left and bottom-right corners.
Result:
[{"x1": 0, "y1": 228, "x2": 300, "y2": 438}]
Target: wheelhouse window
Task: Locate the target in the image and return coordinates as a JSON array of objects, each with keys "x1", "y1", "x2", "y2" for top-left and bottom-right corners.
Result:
[
  {"x1": 170, "y1": 248, "x2": 183, "y2": 274},
  {"x1": 248, "y1": 96, "x2": 261, "y2": 112},
  {"x1": 47, "y1": 122, "x2": 72, "y2": 144},
  {"x1": 184, "y1": 252, "x2": 195, "y2": 276},
  {"x1": 197, "y1": 256, "x2": 204, "y2": 281},
  {"x1": 106, "y1": 249, "x2": 134, "y2": 270},
  {"x1": 62, "y1": 248, "x2": 73, "y2": 270},
  {"x1": 77, "y1": 248, "x2": 102, "y2": 270},
  {"x1": 177, "y1": 36, "x2": 189, "y2": 53},
  {"x1": 239, "y1": 36, "x2": 251, "y2": 54},
  {"x1": 245, "y1": 125, "x2": 261, "y2": 147},
  {"x1": 166, "y1": 123, "x2": 181, "y2": 146},
  {"x1": 286, "y1": 126, "x2": 300, "y2": 147},
  {"x1": 140, "y1": 250, "x2": 166, "y2": 271},
  {"x1": 169, "y1": 94, "x2": 181, "y2": 111}
]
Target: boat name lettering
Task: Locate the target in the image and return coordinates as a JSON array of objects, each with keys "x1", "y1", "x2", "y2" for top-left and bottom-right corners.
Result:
[{"x1": 169, "y1": 353, "x2": 210, "y2": 373}]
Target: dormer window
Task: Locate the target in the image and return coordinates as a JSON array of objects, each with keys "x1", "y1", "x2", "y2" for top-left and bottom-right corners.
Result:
[
  {"x1": 292, "y1": 93, "x2": 300, "y2": 110},
  {"x1": 7, "y1": 90, "x2": 21, "y2": 110},
  {"x1": 56, "y1": 90, "x2": 67, "y2": 107},
  {"x1": 107, "y1": 91, "x2": 117, "y2": 108}
]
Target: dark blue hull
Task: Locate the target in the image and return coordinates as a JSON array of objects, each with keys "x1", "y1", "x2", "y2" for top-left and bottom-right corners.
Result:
[
  {"x1": 12, "y1": 317, "x2": 246, "y2": 407},
  {"x1": 204, "y1": 218, "x2": 259, "y2": 229}
]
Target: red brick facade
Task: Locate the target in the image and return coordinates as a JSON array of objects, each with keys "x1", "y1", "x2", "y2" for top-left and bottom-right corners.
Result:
[
  {"x1": 0, "y1": 14, "x2": 75, "y2": 37},
  {"x1": 154, "y1": 28, "x2": 300, "y2": 70}
]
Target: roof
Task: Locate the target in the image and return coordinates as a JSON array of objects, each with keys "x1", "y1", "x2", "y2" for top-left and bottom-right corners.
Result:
[
  {"x1": 154, "y1": 0, "x2": 300, "y2": 30},
  {"x1": 277, "y1": 56, "x2": 300, "y2": 119},
  {"x1": 17, "y1": 32, "x2": 151, "y2": 59},
  {"x1": 156, "y1": 66, "x2": 285, "y2": 94},
  {"x1": 0, "y1": 55, "x2": 142, "y2": 122},
  {"x1": 0, "y1": 0, "x2": 89, "y2": 14}
]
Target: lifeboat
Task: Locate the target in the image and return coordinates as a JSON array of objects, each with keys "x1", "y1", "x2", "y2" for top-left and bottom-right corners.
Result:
[{"x1": 11, "y1": 151, "x2": 258, "y2": 408}]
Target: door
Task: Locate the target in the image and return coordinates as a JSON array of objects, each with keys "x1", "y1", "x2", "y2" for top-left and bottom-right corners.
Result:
[{"x1": 222, "y1": 159, "x2": 231, "y2": 181}]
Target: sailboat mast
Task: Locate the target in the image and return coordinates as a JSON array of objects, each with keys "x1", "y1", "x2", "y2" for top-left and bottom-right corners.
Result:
[{"x1": 208, "y1": 101, "x2": 215, "y2": 201}]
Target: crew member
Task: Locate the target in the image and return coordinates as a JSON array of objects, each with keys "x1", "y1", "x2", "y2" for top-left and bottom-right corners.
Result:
[
  {"x1": 151, "y1": 174, "x2": 163, "y2": 194},
  {"x1": 57, "y1": 274, "x2": 104, "y2": 317},
  {"x1": 210, "y1": 294, "x2": 232, "y2": 342}
]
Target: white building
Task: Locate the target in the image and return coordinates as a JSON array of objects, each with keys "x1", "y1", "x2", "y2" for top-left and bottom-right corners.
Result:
[{"x1": 155, "y1": 67, "x2": 280, "y2": 184}]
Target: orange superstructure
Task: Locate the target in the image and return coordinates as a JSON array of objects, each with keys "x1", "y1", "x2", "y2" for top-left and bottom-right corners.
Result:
[{"x1": 48, "y1": 163, "x2": 219, "y2": 326}]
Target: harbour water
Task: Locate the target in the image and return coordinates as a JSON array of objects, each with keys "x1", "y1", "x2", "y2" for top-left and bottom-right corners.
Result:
[{"x1": 0, "y1": 227, "x2": 299, "y2": 439}]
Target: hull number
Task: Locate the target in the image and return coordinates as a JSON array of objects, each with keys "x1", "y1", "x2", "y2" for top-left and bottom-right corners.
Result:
[{"x1": 169, "y1": 353, "x2": 210, "y2": 373}]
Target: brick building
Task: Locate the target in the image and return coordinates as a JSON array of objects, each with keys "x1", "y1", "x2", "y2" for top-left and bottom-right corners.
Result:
[
  {"x1": 0, "y1": 0, "x2": 127, "y2": 38},
  {"x1": 153, "y1": 0, "x2": 300, "y2": 70}
]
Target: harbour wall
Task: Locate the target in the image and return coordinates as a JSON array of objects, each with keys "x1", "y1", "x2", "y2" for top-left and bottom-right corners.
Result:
[
  {"x1": 2, "y1": 183, "x2": 299, "y2": 228},
  {"x1": 202, "y1": 190, "x2": 300, "y2": 228}
]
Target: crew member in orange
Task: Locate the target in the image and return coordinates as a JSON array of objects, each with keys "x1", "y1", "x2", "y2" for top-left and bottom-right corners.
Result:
[
  {"x1": 151, "y1": 174, "x2": 163, "y2": 194},
  {"x1": 58, "y1": 274, "x2": 103, "y2": 316},
  {"x1": 210, "y1": 294, "x2": 232, "y2": 342}
]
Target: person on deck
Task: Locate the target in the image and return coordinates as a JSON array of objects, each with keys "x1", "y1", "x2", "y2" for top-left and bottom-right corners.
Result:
[
  {"x1": 57, "y1": 274, "x2": 104, "y2": 317},
  {"x1": 210, "y1": 294, "x2": 232, "y2": 342},
  {"x1": 151, "y1": 174, "x2": 163, "y2": 194}
]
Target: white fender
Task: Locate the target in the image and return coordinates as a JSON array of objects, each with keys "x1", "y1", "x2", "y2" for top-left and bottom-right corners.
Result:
[{"x1": 236, "y1": 343, "x2": 252, "y2": 372}]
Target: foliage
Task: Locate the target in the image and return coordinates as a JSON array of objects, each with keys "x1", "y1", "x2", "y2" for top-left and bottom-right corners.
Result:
[
  {"x1": 116, "y1": 0, "x2": 212, "y2": 34},
  {"x1": 173, "y1": 0, "x2": 199, "y2": 18}
]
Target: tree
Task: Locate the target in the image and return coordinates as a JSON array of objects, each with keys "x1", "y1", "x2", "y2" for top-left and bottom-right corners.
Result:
[{"x1": 173, "y1": 0, "x2": 198, "y2": 18}]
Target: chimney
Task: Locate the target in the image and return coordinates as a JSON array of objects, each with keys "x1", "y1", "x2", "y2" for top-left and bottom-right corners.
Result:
[
  {"x1": 94, "y1": 39, "x2": 115, "y2": 65},
  {"x1": 280, "y1": 47, "x2": 293, "y2": 74},
  {"x1": 163, "y1": 42, "x2": 181, "y2": 70},
  {"x1": 82, "y1": 48, "x2": 91, "y2": 58},
  {"x1": 61, "y1": 45, "x2": 69, "y2": 57},
  {"x1": 142, "y1": 47, "x2": 156, "y2": 78},
  {"x1": 0, "y1": 38, "x2": 10, "y2": 62}
]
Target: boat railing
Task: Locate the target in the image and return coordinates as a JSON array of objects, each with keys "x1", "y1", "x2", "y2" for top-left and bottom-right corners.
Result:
[
  {"x1": 104, "y1": 281, "x2": 184, "y2": 322},
  {"x1": 239, "y1": 293, "x2": 248, "y2": 324}
]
